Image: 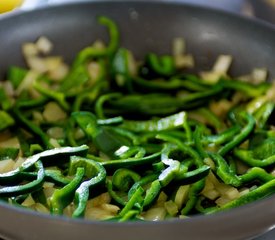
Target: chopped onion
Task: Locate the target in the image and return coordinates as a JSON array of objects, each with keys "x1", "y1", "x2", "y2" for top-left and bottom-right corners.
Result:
[
  {"x1": 22, "y1": 42, "x2": 39, "y2": 57},
  {"x1": 0, "y1": 137, "x2": 20, "y2": 148},
  {"x1": 47, "y1": 127, "x2": 65, "y2": 139},
  {"x1": 21, "y1": 195, "x2": 36, "y2": 207},
  {"x1": 36, "y1": 36, "x2": 53, "y2": 54},
  {"x1": 174, "y1": 185, "x2": 190, "y2": 209},
  {"x1": 200, "y1": 55, "x2": 232, "y2": 83},
  {"x1": 142, "y1": 207, "x2": 167, "y2": 221},
  {"x1": 0, "y1": 159, "x2": 15, "y2": 173},
  {"x1": 27, "y1": 56, "x2": 48, "y2": 74},
  {"x1": 43, "y1": 102, "x2": 67, "y2": 122},
  {"x1": 164, "y1": 200, "x2": 178, "y2": 216}
]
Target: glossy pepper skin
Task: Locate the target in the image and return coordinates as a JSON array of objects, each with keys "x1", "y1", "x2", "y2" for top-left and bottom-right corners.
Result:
[
  {"x1": 68, "y1": 156, "x2": 107, "y2": 218},
  {"x1": 0, "y1": 15, "x2": 275, "y2": 222}
]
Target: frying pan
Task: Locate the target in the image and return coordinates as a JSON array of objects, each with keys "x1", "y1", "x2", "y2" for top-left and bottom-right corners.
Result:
[{"x1": 0, "y1": 1, "x2": 275, "y2": 239}]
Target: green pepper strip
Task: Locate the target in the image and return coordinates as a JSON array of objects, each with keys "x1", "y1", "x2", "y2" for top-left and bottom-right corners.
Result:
[
  {"x1": 72, "y1": 80, "x2": 108, "y2": 112},
  {"x1": 195, "y1": 196, "x2": 217, "y2": 214},
  {"x1": 0, "y1": 88, "x2": 13, "y2": 110},
  {"x1": 95, "y1": 93, "x2": 122, "y2": 119},
  {"x1": 61, "y1": 16, "x2": 118, "y2": 93},
  {"x1": 128, "y1": 173, "x2": 158, "y2": 199},
  {"x1": 119, "y1": 186, "x2": 144, "y2": 217},
  {"x1": 220, "y1": 78, "x2": 269, "y2": 97},
  {"x1": 175, "y1": 165, "x2": 210, "y2": 185},
  {"x1": 13, "y1": 107, "x2": 52, "y2": 148},
  {"x1": 112, "y1": 168, "x2": 141, "y2": 192},
  {"x1": 112, "y1": 48, "x2": 134, "y2": 92},
  {"x1": 108, "y1": 127, "x2": 140, "y2": 145},
  {"x1": 156, "y1": 133, "x2": 203, "y2": 167},
  {"x1": 120, "y1": 111, "x2": 187, "y2": 132},
  {"x1": 254, "y1": 102, "x2": 275, "y2": 129},
  {"x1": 98, "y1": 116, "x2": 124, "y2": 126},
  {"x1": 143, "y1": 180, "x2": 162, "y2": 208},
  {"x1": 132, "y1": 75, "x2": 208, "y2": 92},
  {"x1": 68, "y1": 156, "x2": 107, "y2": 218},
  {"x1": 72, "y1": 111, "x2": 130, "y2": 157},
  {"x1": 20, "y1": 169, "x2": 70, "y2": 187},
  {"x1": 101, "y1": 152, "x2": 161, "y2": 170},
  {"x1": 214, "y1": 179, "x2": 275, "y2": 212},
  {"x1": 0, "y1": 145, "x2": 89, "y2": 184},
  {"x1": 205, "y1": 125, "x2": 241, "y2": 145},
  {"x1": 45, "y1": 170, "x2": 71, "y2": 186},
  {"x1": 7, "y1": 66, "x2": 28, "y2": 89},
  {"x1": 146, "y1": 53, "x2": 175, "y2": 76},
  {"x1": 73, "y1": 16, "x2": 119, "y2": 66},
  {"x1": 107, "y1": 169, "x2": 141, "y2": 207},
  {"x1": 15, "y1": 96, "x2": 48, "y2": 109},
  {"x1": 158, "y1": 159, "x2": 180, "y2": 187},
  {"x1": 33, "y1": 80, "x2": 69, "y2": 111},
  {"x1": 181, "y1": 179, "x2": 205, "y2": 215},
  {"x1": 209, "y1": 153, "x2": 241, "y2": 187},
  {"x1": 0, "y1": 148, "x2": 19, "y2": 160},
  {"x1": 193, "y1": 126, "x2": 208, "y2": 159},
  {"x1": 108, "y1": 85, "x2": 222, "y2": 116},
  {"x1": 118, "y1": 210, "x2": 141, "y2": 222},
  {"x1": 50, "y1": 167, "x2": 85, "y2": 215},
  {"x1": 114, "y1": 146, "x2": 146, "y2": 159},
  {"x1": 126, "y1": 175, "x2": 161, "y2": 209},
  {"x1": 0, "y1": 161, "x2": 45, "y2": 198},
  {"x1": 234, "y1": 148, "x2": 275, "y2": 167},
  {"x1": 0, "y1": 111, "x2": 15, "y2": 132},
  {"x1": 106, "y1": 179, "x2": 127, "y2": 206},
  {"x1": 239, "y1": 167, "x2": 275, "y2": 184},
  {"x1": 218, "y1": 112, "x2": 255, "y2": 156}
]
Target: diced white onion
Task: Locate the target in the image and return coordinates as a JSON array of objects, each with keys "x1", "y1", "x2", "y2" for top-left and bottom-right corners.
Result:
[
  {"x1": 21, "y1": 195, "x2": 36, "y2": 207},
  {"x1": 22, "y1": 43, "x2": 39, "y2": 57},
  {"x1": 142, "y1": 207, "x2": 167, "y2": 221},
  {"x1": 47, "y1": 127, "x2": 65, "y2": 139},
  {"x1": 43, "y1": 102, "x2": 67, "y2": 122},
  {"x1": 49, "y1": 138, "x2": 61, "y2": 148},
  {"x1": 27, "y1": 56, "x2": 48, "y2": 74},
  {"x1": 36, "y1": 36, "x2": 53, "y2": 54},
  {"x1": 174, "y1": 185, "x2": 190, "y2": 209},
  {"x1": 0, "y1": 137, "x2": 20, "y2": 148},
  {"x1": 0, "y1": 159, "x2": 15, "y2": 173}
]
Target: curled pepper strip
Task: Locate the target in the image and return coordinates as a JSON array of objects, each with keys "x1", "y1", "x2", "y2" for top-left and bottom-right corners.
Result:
[
  {"x1": 101, "y1": 152, "x2": 161, "y2": 170},
  {"x1": 74, "y1": 16, "x2": 119, "y2": 66},
  {"x1": 0, "y1": 145, "x2": 88, "y2": 185},
  {"x1": 157, "y1": 133, "x2": 203, "y2": 167},
  {"x1": 0, "y1": 161, "x2": 45, "y2": 198},
  {"x1": 20, "y1": 169, "x2": 71, "y2": 187},
  {"x1": 112, "y1": 168, "x2": 140, "y2": 192},
  {"x1": 106, "y1": 169, "x2": 141, "y2": 207},
  {"x1": 240, "y1": 167, "x2": 275, "y2": 184},
  {"x1": 69, "y1": 157, "x2": 107, "y2": 218},
  {"x1": 234, "y1": 148, "x2": 275, "y2": 167},
  {"x1": 218, "y1": 112, "x2": 255, "y2": 156},
  {"x1": 50, "y1": 167, "x2": 85, "y2": 215},
  {"x1": 209, "y1": 153, "x2": 241, "y2": 187}
]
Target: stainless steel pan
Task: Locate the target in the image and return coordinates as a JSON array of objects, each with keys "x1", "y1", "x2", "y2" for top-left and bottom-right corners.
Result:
[{"x1": 0, "y1": 1, "x2": 274, "y2": 239}]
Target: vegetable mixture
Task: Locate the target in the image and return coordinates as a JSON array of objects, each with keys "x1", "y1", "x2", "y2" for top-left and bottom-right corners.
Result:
[{"x1": 0, "y1": 16, "x2": 274, "y2": 221}]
